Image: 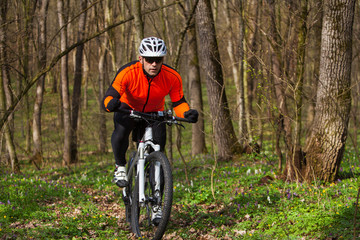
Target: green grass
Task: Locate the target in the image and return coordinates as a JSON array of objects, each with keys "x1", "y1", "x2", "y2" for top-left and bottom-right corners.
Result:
[
  {"x1": 1, "y1": 149, "x2": 359, "y2": 239},
  {"x1": 0, "y1": 153, "x2": 129, "y2": 239}
]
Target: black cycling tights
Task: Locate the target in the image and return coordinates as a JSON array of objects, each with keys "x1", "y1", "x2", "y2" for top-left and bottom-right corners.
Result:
[{"x1": 111, "y1": 111, "x2": 166, "y2": 166}]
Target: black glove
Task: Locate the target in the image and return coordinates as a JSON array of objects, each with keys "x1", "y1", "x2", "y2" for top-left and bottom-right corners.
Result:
[
  {"x1": 107, "y1": 98, "x2": 121, "y2": 112},
  {"x1": 184, "y1": 109, "x2": 199, "y2": 123}
]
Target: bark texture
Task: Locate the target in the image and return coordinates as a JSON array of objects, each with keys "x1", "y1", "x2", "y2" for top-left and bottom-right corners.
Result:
[
  {"x1": 304, "y1": 0, "x2": 355, "y2": 182},
  {"x1": 0, "y1": 0, "x2": 20, "y2": 173},
  {"x1": 195, "y1": 0, "x2": 241, "y2": 160},
  {"x1": 188, "y1": 20, "x2": 206, "y2": 156},
  {"x1": 57, "y1": 0, "x2": 71, "y2": 166},
  {"x1": 32, "y1": 0, "x2": 49, "y2": 166},
  {"x1": 70, "y1": 0, "x2": 87, "y2": 163}
]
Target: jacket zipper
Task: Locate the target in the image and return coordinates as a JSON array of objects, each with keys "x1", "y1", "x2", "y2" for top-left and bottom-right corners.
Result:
[{"x1": 142, "y1": 76, "x2": 153, "y2": 112}]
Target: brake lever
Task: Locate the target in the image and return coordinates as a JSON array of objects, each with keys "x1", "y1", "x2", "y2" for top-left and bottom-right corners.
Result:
[
  {"x1": 129, "y1": 111, "x2": 142, "y2": 120},
  {"x1": 165, "y1": 120, "x2": 184, "y2": 128}
]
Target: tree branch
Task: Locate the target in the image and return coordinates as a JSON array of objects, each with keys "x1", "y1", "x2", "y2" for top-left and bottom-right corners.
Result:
[
  {"x1": 0, "y1": 0, "x2": 180, "y2": 131},
  {"x1": 173, "y1": 0, "x2": 199, "y2": 69}
]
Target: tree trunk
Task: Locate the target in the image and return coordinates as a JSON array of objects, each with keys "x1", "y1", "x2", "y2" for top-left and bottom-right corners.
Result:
[
  {"x1": 83, "y1": 52, "x2": 89, "y2": 110},
  {"x1": 265, "y1": 0, "x2": 293, "y2": 172},
  {"x1": 132, "y1": 0, "x2": 144, "y2": 48},
  {"x1": 284, "y1": 0, "x2": 308, "y2": 181},
  {"x1": 32, "y1": 0, "x2": 49, "y2": 166},
  {"x1": 97, "y1": 2, "x2": 108, "y2": 153},
  {"x1": 244, "y1": 1, "x2": 260, "y2": 145},
  {"x1": 306, "y1": 0, "x2": 323, "y2": 131},
  {"x1": 304, "y1": 0, "x2": 355, "y2": 182},
  {"x1": 105, "y1": 0, "x2": 117, "y2": 73},
  {"x1": 98, "y1": 46, "x2": 108, "y2": 153},
  {"x1": 57, "y1": 0, "x2": 71, "y2": 166},
  {"x1": 180, "y1": 0, "x2": 206, "y2": 157},
  {"x1": 224, "y1": 1, "x2": 242, "y2": 138},
  {"x1": 195, "y1": 0, "x2": 242, "y2": 161},
  {"x1": 187, "y1": 14, "x2": 206, "y2": 156},
  {"x1": 160, "y1": 0, "x2": 172, "y2": 55},
  {"x1": 0, "y1": 0, "x2": 20, "y2": 173},
  {"x1": 2, "y1": 0, "x2": 14, "y2": 135},
  {"x1": 70, "y1": 0, "x2": 87, "y2": 163},
  {"x1": 160, "y1": 0, "x2": 173, "y2": 162},
  {"x1": 22, "y1": 0, "x2": 33, "y2": 154},
  {"x1": 0, "y1": 74, "x2": 19, "y2": 173}
]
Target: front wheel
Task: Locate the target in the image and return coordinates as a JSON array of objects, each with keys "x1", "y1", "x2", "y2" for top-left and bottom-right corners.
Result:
[
  {"x1": 131, "y1": 151, "x2": 173, "y2": 240},
  {"x1": 123, "y1": 151, "x2": 137, "y2": 223}
]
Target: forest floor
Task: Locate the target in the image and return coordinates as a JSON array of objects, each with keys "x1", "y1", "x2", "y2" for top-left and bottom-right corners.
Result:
[{"x1": 1, "y1": 150, "x2": 360, "y2": 239}]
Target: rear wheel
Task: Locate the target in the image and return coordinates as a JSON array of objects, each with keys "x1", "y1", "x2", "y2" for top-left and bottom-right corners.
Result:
[{"x1": 131, "y1": 151, "x2": 173, "y2": 240}]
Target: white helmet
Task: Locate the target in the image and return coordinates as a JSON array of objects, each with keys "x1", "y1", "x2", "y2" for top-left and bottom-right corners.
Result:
[{"x1": 138, "y1": 37, "x2": 167, "y2": 57}]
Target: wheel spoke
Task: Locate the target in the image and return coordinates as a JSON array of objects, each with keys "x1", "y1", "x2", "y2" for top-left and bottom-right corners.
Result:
[{"x1": 130, "y1": 151, "x2": 173, "y2": 240}]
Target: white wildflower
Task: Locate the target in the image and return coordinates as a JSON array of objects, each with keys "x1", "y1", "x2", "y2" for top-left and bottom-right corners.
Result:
[
  {"x1": 267, "y1": 196, "x2": 272, "y2": 204},
  {"x1": 234, "y1": 230, "x2": 246, "y2": 236}
]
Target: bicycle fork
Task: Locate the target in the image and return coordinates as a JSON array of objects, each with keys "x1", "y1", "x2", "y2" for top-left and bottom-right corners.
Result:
[
  {"x1": 138, "y1": 127, "x2": 161, "y2": 206},
  {"x1": 138, "y1": 142, "x2": 146, "y2": 205}
]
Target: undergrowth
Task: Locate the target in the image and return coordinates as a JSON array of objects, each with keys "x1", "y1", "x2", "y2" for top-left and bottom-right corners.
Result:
[{"x1": 0, "y1": 149, "x2": 359, "y2": 239}]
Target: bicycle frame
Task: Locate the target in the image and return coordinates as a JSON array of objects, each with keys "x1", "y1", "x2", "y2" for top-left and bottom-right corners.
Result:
[{"x1": 123, "y1": 125, "x2": 161, "y2": 206}]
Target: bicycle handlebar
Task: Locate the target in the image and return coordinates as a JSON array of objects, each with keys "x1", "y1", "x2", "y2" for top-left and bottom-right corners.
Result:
[{"x1": 119, "y1": 108, "x2": 192, "y2": 124}]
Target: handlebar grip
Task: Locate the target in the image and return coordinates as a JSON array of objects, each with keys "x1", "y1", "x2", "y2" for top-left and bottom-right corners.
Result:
[
  {"x1": 118, "y1": 108, "x2": 131, "y2": 114},
  {"x1": 174, "y1": 116, "x2": 192, "y2": 123}
]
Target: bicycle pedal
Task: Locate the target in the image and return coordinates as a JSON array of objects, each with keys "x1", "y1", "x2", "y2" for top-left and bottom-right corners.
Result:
[
  {"x1": 122, "y1": 195, "x2": 130, "y2": 205},
  {"x1": 115, "y1": 180, "x2": 128, "y2": 188}
]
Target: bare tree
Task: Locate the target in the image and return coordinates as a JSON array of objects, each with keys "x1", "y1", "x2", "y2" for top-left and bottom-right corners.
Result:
[
  {"x1": 32, "y1": 0, "x2": 50, "y2": 167},
  {"x1": 224, "y1": 1, "x2": 238, "y2": 119},
  {"x1": 283, "y1": 0, "x2": 309, "y2": 181},
  {"x1": 223, "y1": 0, "x2": 247, "y2": 144},
  {"x1": 70, "y1": 0, "x2": 87, "y2": 163},
  {"x1": 97, "y1": 0, "x2": 111, "y2": 153},
  {"x1": 16, "y1": 0, "x2": 35, "y2": 153},
  {"x1": 105, "y1": 0, "x2": 117, "y2": 72},
  {"x1": 57, "y1": 0, "x2": 71, "y2": 166},
  {"x1": 186, "y1": 0, "x2": 206, "y2": 156},
  {"x1": 0, "y1": 68, "x2": 19, "y2": 173},
  {"x1": 244, "y1": 0, "x2": 261, "y2": 146},
  {"x1": 265, "y1": 0, "x2": 293, "y2": 170},
  {"x1": 0, "y1": 0, "x2": 20, "y2": 173},
  {"x1": 196, "y1": 0, "x2": 242, "y2": 160},
  {"x1": 132, "y1": 0, "x2": 144, "y2": 47},
  {"x1": 304, "y1": 0, "x2": 356, "y2": 182}
]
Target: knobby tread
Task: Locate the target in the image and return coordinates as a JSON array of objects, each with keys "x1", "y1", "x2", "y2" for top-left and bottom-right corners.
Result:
[{"x1": 130, "y1": 151, "x2": 173, "y2": 240}]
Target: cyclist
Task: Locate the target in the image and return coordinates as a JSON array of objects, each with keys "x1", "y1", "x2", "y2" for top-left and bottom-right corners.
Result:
[{"x1": 102, "y1": 36, "x2": 198, "y2": 188}]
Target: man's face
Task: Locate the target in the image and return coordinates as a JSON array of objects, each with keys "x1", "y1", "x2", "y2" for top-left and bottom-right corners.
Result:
[{"x1": 139, "y1": 56, "x2": 163, "y2": 77}]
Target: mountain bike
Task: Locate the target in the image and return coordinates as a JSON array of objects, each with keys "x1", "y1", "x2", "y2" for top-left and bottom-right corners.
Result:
[{"x1": 120, "y1": 109, "x2": 190, "y2": 239}]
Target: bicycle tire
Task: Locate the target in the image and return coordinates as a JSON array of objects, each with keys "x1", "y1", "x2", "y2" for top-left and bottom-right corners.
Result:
[
  {"x1": 124, "y1": 151, "x2": 137, "y2": 223},
  {"x1": 131, "y1": 151, "x2": 173, "y2": 240}
]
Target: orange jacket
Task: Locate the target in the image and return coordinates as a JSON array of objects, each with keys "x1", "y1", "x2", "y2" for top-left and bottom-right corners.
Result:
[{"x1": 102, "y1": 61, "x2": 189, "y2": 118}]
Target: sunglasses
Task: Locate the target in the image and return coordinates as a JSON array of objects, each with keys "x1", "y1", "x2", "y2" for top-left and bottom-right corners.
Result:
[{"x1": 144, "y1": 57, "x2": 163, "y2": 64}]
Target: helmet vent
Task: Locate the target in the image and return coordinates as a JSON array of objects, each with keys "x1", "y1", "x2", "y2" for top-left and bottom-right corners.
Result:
[{"x1": 138, "y1": 37, "x2": 167, "y2": 57}]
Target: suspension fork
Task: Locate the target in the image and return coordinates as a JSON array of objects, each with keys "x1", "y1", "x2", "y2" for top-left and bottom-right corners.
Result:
[
  {"x1": 137, "y1": 127, "x2": 162, "y2": 205},
  {"x1": 138, "y1": 141, "x2": 146, "y2": 205}
]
